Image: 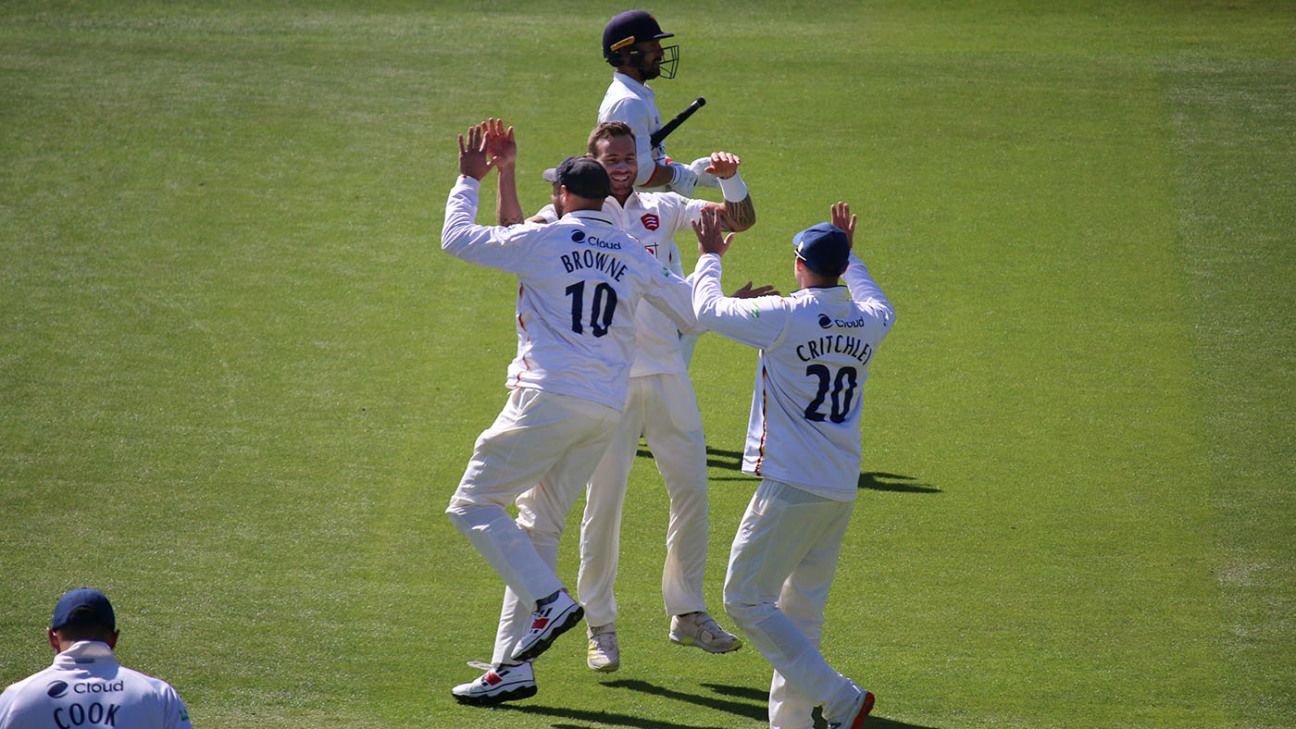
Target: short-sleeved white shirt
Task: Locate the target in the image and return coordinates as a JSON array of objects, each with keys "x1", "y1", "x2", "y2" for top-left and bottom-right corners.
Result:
[
  {"x1": 442, "y1": 176, "x2": 696, "y2": 410},
  {"x1": 0, "y1": 641, "x2": 193, "y2": 729},
  {"x1": 692, "y1": 253, "x2": 895, "y2": 499},
  {"x1": 598, "y1": 72, "x2": 663, "y2": 187}
]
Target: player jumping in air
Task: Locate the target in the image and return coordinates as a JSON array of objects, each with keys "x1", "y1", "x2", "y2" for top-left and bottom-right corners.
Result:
[{"x1": 441, "y1": 122, "x2": 697, "y2": 706}]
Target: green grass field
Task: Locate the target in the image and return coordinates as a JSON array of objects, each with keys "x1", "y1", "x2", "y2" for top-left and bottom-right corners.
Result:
[{"x1": 2, "y1": 2, "x2": 1293, "y2": 727}]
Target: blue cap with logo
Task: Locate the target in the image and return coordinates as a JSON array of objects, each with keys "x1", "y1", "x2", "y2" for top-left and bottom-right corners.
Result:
[
  {"x1": 793, "y1": 223, "x2": 851, "y2": 276},
  {"x1": 51, "y1": 588, "x2": 116, "y2": 630}
]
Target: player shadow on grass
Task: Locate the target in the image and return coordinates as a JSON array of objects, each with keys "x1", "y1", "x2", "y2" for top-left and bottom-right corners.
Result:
[
  {"x1": 636, "y1": 445, "x2": 940, "y2": 493},
  {"x1": 635, "y1": 444, "x2": 746, "y2": 474},
  {"x1": 538, "y1": 679, "x2": 942, "y2": 729},
  {"x1": 857, "y1": 471, "x2": 941, "y2": 494},
  {"x1": 500, "y1": 702, "x2": 728, "y2": 729}
]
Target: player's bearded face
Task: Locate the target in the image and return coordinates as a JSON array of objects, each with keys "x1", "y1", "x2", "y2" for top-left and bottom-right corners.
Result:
[
  {"x1": 593, "y1": 136, "x2": 637, "y2": 198},
  {"x1": 635, "y1": 40, "x2": 663, "y2": 80}
]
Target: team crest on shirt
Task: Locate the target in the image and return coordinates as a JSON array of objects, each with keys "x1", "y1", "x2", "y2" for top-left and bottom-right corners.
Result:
[{"x1": 640, "y1": 213, "x2": 660, "y2": 231}]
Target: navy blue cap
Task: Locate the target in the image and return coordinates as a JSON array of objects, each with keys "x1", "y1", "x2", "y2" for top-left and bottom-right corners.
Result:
[
  {"x1": 51, "y1": 588, "x2": 116, "y2": 631},
  {"x1": 603, "y1": 10, "x2": 673, "y2": 58},
  {"x1": 556, "y1": 156, "x2": 612, "y2": 200},
  {"x1": 793, "y1": 223, "x2": 851, "y2": 276}
]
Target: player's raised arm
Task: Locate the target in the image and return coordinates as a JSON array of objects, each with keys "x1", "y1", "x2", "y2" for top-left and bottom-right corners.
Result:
[
  {"x1": 441, "y1": 123, "x2": 542, "y2": 270},
  {"x1": 689, "y1": 208, "x2": 787, "y2": 350},
  {"x1": 484, "y1": 118, "x2": 525, "y2": 226},
  {"x1": 458, "y1": 122, "x2": 490, "y2": 181},
  {"x1": 831, "y1": 201, "x2": 896, "y2": 330},
  {"x1": 830, "y1": 200, "x2": 857, "y2": 247},
  {"x1": 703, "y1": 152, "x2": 756, "y2": 232}
]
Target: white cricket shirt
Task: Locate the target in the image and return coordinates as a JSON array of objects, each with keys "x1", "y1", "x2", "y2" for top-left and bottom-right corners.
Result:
[
  {"x1": 598, "y1": 72, "x2": 664, "y2": 187},
  {"x1": 442, "y1": 176, "x2": 696, "y2": 411},
  {"x1": 537, "y1": 191, "x2": 709, "y2": 377},
  {"x1": 0, "y1": 641, "x2": 192, "y2": 729},
  {"x1": 692, "y1": 252, "x2": 895, "y2": 499}
]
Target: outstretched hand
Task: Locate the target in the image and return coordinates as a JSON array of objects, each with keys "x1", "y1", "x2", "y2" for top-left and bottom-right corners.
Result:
[
  {"x1": 731, "y1": 281, "x2": 780, "y2": 299},
  {"x1": 458, "y1": 123, "x2": 490, "y2": 180},
  {"x1": 693, "y1": 206, "x2": 734, "y2": 258},
  {"x1": 830, "y1": 201, "x2": 857, "y2": 249},
  {"x1": 704, "y1": 151, "x2": 741, "y2": 179},
  {"x1": 483, "y1": 117, "x2": 516, "y2": 173}
]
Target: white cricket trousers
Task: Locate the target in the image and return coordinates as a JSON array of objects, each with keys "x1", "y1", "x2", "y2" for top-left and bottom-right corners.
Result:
[
  {"x1": 445, "y1": 388, "x2": 619, "y2": 662},
  {"x1": 577, "y1": 373, "x2": 710, "y2": 627},
  {"x1": 723, "y1": 479, "x2": 861, "y2": 729}
]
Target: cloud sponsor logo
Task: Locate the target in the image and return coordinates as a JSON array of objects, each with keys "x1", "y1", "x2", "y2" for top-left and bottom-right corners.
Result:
[
  {"x1": 75, "y1": 681, "x2": 124, "y2": 695},
  {"x1": 47, "y1": 681, "x2": 69, "y2": 698},
  {"x1": 818, "y1": 315, "x2": 870, "y2": 329},
  {"x1": 568, "y1": 229, "x2": 622, "y2": 250}
]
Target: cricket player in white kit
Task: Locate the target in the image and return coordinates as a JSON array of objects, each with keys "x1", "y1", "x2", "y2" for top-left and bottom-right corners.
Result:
[
  {"x1": 598, "y1": 9, "x2": 714, "y2": 195},
  {"x1": 441, "y1": 123, "x2": 697, "y2": 705},
  {"x1": 691, "y1": 204, "x2": 894, "y2": 729},
  {"x1": 514, "y1": 121, "x2": 759, "y2": 671},
  {"x1": 0, "y1": 588, "x2": 193, "y2": 729}
]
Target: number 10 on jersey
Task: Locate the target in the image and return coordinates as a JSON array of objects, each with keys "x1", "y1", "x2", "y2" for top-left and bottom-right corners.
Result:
[{"x1": 566, "y1": 280, "x2": 619, "y2": 338}]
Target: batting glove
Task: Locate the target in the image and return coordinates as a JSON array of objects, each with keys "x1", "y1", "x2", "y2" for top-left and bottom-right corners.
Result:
[
  {"x1": 687, "y1": 157, "x2": 722, "y2": 189},
  {"x1": 667, "y1": 162, "x2": 699, "y2": 197}
]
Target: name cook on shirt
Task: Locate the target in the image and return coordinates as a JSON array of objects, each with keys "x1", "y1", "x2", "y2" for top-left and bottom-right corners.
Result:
[{"x1": 45, "y1": 681, "x2": 123, "y2": 728}]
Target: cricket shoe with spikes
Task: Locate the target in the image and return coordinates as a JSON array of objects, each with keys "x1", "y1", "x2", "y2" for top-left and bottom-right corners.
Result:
[
  {"x1": 451, "y1": 662, "x2": 536, "y2": 706},
  {"x1": 510, "y1": 589, "x2": 584, "y2": 663}
]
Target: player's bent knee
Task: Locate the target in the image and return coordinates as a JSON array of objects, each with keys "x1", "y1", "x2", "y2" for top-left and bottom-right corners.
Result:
[
  {"x1": 723, "y1": 595, "x2": 774, "y2": 629},
  {"x1": 444, "y1": 500, "x2": 498, "y2": 531},
  {"x1": 444, "y1": 503, "x2": 471, "y2": 531}
]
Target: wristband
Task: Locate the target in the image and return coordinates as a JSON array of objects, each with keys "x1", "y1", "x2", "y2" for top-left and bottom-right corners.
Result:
[{"x1": 719, "y1": 171, "x2": 748, "y2": 202}]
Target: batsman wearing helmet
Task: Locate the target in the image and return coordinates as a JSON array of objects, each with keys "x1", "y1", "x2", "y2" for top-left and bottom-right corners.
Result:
[{"x1": 598, "y1": 9, "x2": 715, "y2": 196}]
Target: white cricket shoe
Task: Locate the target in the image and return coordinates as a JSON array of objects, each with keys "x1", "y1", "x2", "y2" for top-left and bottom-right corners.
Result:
[
  {"x1": 510, "y1": 589, "x2": 584, "y2": 662},
  {"x1": 450, "y1": 662, "x2": 537, "y2": 706},
  {"x1": 586, "y1": 623, "x2": 620, "y2": 673},
  {"x1": 668, "y1": 611, "x2": 743, "y2": 653},
  {"x1": 827, "y1": 685, "x2": 876, "y2": 728}
]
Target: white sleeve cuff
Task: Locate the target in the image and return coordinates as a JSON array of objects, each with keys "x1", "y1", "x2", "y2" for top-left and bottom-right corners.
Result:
[{"x1": 719, "y1": 172, "x2": 748, "y2": 202}]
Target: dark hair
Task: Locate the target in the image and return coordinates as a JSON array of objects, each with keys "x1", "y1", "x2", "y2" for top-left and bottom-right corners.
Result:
[
  {"x1": 54, "y1": 622, "x2": 116, "y2": 643},
  {"x1": 587, "y1": 121, "x2": 636, "y2": 156}
]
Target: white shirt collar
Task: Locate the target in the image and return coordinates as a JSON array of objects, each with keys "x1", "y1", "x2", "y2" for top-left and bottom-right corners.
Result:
[
  {"x1": 562, "y1": 209, "x2": 614, "y2": 225},
  {"x1": 53, "y1": 640, "x2": 116, "y2": 668},
  {"x1": 603, "y1": 193, "x2": 643, "y2": 214},
  {"x1": 612, "y1": 71, "x2": 654, "y2": 99}
]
